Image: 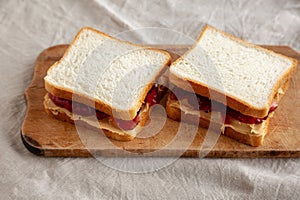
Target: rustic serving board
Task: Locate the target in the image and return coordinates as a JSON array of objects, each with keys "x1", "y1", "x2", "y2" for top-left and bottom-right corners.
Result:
[{"x1": 21, "y1": 44, "x2": 300, "y2": 157}]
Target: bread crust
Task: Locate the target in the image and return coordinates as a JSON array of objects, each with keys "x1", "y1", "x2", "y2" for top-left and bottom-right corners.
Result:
[
  {"x1": 170, "y1": 25, "x2": 298, "y2": 118},
  {"x1": 44, "y1": 94, "x2": 151, "y2": 141},
  {"x1": 44, "y1": 27, "x2": 171, "y2": 120},
  {"x1": 166, "y1": 96, "x2": 269, "y2": 146}
]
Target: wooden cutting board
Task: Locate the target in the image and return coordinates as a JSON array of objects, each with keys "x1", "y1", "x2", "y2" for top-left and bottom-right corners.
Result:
[{"x1": 21, "y1": 44, "x2": 300, "y2": 157}]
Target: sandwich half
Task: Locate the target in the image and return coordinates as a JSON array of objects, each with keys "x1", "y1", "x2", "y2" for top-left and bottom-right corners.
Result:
[
  {"x1": 44, "y1": 27, "x2": 171, "y2": 141},
  {"x1": 167, "y1": 25, "x2": 297, "y2": 146}
]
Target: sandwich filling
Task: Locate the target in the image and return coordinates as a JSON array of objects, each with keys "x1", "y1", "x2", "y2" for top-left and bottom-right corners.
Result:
[
  {"x1": 168, "y1": 87, "x2": 278, "y2": 135},
  {"x1": 44, "y1": 95, "x2": 145, "y2": 137},
  {"x1": 46, "y1": 84, "x2": 165, "y2": 131}
]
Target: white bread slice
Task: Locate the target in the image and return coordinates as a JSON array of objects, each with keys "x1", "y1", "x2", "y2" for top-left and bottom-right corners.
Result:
[
  {"x1": 44, "y1": 27, "x2": 171, "y2": 120},
  {"x1": 170, "y1": 25, "x2": 297, "y2": 118}
]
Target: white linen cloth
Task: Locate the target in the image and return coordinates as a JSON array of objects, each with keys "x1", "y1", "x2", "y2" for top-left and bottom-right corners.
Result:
[{"x1": 0, "y1": 0, "x2": 299, "y2": 199}]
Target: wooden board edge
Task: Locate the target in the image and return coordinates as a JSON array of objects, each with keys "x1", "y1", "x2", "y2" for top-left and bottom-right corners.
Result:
[
  {"x1": 51, "y1": 44, "x2": 300, "y2": 54},
  {"x1": 21, "y1": 131, "x2": 44, "y2": 156},
  {"x1": 21, "y1": 131, "x2": 94, "y2": 157},
  {"x1": 20, "y1": 133, "x2": 300, "y2": 157},
  {"x1": 205, "y1": 150, "x2": 300, "y2": 158}
]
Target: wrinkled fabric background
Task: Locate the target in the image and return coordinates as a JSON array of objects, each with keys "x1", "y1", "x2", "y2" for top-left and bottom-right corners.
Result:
[{"x1": 1, "y1": 0, "x2": 300, "y2": 199}]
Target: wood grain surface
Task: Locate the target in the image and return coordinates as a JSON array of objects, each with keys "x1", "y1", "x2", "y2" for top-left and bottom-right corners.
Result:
[{"x1": 21, "y1": 44, "x2": 300, "y2": 157}]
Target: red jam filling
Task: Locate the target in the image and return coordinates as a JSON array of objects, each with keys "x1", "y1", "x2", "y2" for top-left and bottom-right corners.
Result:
[
  {"x1": 145, "y1": 83, "x2": 161, "y2": 106},
  {"x1": 114, "y1": 115, "x2": 140, "y2": 130},
  {"x1": 48, "y1": 84, "x2": 162, "y2": 130},
  {"x1": 170, "y1": 87, "x2": 278, "y2": 124},
  {"x1": 48, "y1": 93, "x2": 108, "y2": 119}
]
